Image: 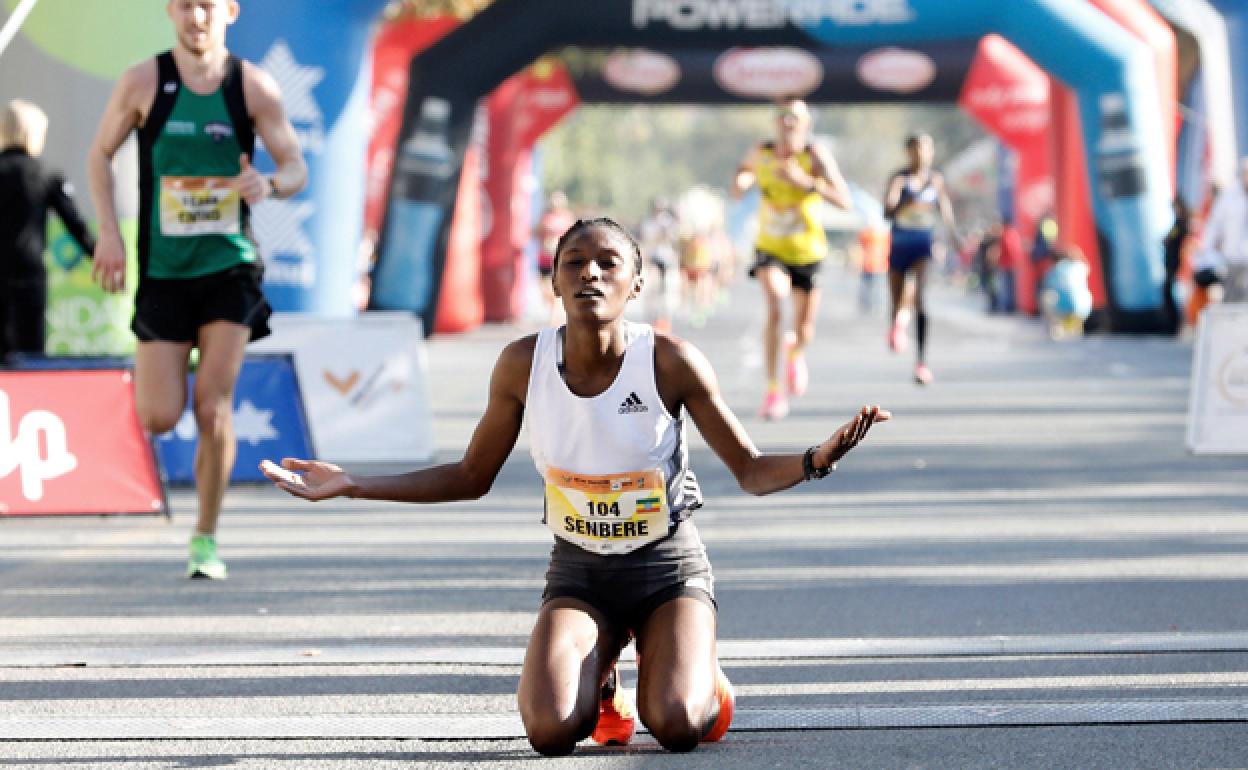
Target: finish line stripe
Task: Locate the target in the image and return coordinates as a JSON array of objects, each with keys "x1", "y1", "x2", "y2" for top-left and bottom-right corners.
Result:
[
  {"x1": 6, "y1": 631, "x2": 1248, "y2": 668},
  {"x1": 2, "y1": 699, "x2": 1246, "y2": 740}
]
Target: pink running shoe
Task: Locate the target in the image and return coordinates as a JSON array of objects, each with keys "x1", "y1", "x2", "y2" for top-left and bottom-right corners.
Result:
[
  {"x1": 759, "y1": 390, "x2": 789, "y2": 420},
  {"x1": 913, "y1": 363, "x2": 934, "y2": 385},
  {"x1": 888, "y1": 319, "x2": 908, "y2": 353},
  {"x1": 786, "y1": 352, "x2": 809, "y2": 397}
]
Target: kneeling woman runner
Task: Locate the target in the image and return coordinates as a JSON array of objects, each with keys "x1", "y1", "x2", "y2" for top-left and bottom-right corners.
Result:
[{"x1": 262, "y1": 217, "x2": 890, "y2": 755}]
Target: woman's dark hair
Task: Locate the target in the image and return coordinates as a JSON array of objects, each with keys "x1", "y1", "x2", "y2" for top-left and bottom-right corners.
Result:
[
  {"x1": 905, "y1": 133, "x2": 930, "y2": 150},
  {"x1": 553, "y1": 217, "x2": 644, "y2": 274}
]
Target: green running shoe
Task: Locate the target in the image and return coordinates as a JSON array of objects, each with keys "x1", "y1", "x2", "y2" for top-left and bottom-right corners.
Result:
[{"x1": 187, "y1": 534, "x2": 228, "y2": 580}]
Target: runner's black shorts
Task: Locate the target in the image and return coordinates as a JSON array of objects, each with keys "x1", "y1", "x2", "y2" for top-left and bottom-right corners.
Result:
[
  {"x1": 749, "y1": 250, "x2": 821, "y2": 292},
  {"x1": 542, "y1": 518, "x2": 716, "y2": 643},
  {"x1": 132, "y1": 263, "x2": 272, "y2": 344}
]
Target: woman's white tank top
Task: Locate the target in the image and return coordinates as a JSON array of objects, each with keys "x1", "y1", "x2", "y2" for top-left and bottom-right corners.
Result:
[{"x1": 527, "y1": 322, "x2": 702, "y2": 554}]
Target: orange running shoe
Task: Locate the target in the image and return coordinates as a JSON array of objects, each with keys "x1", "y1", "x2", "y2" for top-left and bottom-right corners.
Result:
[
  {"x1": 701, "y1": 666, "x2": 735, "y2": 742},
  {"x1": 590, "y1": 666, "x2": 636, "y2": 746}
]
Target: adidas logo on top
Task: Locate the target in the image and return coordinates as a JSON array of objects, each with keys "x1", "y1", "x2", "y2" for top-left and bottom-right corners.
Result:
[{"x1": 618, "y1": 392, "x2": 648, "y2": 414}]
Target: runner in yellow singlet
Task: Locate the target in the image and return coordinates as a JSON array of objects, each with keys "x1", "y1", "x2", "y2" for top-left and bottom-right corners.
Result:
[{"x1": 733, "y1": 98, "x2": 852, "y2": 420}]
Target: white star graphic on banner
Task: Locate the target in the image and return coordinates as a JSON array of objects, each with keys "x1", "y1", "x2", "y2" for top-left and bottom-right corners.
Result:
[
  {"x1": 165, "y1": 400, "x2": 279, "y2": 447},
  {"x1": 234, "y1": 400, "x2": 280, "y2": 446},
  {"x1": 260, "y1": 41, "x2": 324, "y2": 125},
  {"x1": 173, "y1": 410, "x2": 196, "y2": 441},
  {"x1": 252, "y1": 197, "x2": 316, "y2": 263}
]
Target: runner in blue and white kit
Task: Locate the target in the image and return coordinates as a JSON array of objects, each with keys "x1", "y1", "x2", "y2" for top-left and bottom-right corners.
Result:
[
  {"x1": 884, "y1": 133, "x2": 956, "y2": 385},
  {"x1": 262, "y1": 217, "x2": 890, "y2": 756}
]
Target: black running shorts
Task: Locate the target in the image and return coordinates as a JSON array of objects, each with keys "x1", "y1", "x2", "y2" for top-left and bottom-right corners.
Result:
[
  {"x1": 132, "y1": 264, "x2": 272, "y2": 344},
  {"x1": 749, "y1": 250, "x2": 821, "y2": 292},
  {"x1": 542, "y1": 519, "x2": 716, "y2": 639}
]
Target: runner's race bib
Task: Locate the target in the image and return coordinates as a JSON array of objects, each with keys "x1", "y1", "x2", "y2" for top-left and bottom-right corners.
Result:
[
  {"x1": 160, "y1": 176, "x2": 241, "y2": 236},
  {"x1": 895, "y1": 200, "x2": 939, "y2": 230},
  {"x1": 544, "y1": 466, "x2": 670, "y2": 555},
  {"x1": 762, "y1": 205, "x2": 804, "y2": 238}
]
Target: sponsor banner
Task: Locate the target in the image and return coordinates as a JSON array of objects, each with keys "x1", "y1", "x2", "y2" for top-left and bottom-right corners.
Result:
[
  {"x1": 958, "y1": 34, "x2": 1048, "y2": 242},
  {"x1": 230, "y1": 0, "x2": 391, "y2": 316},
  {"x1": 856, "y1": 46, "x2": 936, "y2": 94},
  {"x1": 155, "y1": 355, "x2": 315, "y2": 485},
  {"x1": 44, "y1": 217, "x2": 138, "y2": 356},
  {"x1": 365, "y1": 16, "x2": 462, "y2": 236},
  {"x1": 604, "y1": 49, "x2": 682, "y2": 95},
  {"x1": 1187, "y1": 305, "x2": 1248, "y2": 454},
  {"x1": 250, "y1": 313, "x2": 433, "y2": 463},
  {"x1": 571, "y1": 43, "x2": 970, "y2": 103},
  {"x1": 715, "y1": 46, "x2": 824, "y2": 98},
  {"x1": 0, "y1": 370, "x2": 164, "y2": 516},
  {"x1": 481, "y1": 60, "x2": 579, "y2": 321}
]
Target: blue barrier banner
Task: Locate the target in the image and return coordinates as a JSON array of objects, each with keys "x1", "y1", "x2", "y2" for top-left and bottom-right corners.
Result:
[
  {"x1": 229, "y1": 0, "x2": 390, "y2": 317},
  {"x1": 156, "y1": 355, "x2": 315, "y2": 485}
]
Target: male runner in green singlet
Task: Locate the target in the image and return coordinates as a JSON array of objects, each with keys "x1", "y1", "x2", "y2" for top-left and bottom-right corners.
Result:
[{"x1": 88, "y1": 0, "x2": 306, "y2": 579}]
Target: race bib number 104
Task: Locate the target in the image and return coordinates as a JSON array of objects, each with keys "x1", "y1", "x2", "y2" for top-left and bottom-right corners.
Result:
[{"x1": 544, "y1": 466, "x2": 670, "y2": 555}]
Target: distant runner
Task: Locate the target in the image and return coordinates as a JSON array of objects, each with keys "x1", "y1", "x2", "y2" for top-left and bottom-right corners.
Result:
[
  {"x1": 884, "y1": 133, "x2": 956, "y2": 385},
  {"x1": 733, "y1": 97, "x2": 852, "y2": 420}
]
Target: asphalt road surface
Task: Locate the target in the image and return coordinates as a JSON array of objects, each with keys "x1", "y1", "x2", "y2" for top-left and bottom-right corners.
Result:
[{"x1": 2, "y1": 268, "x2": 1246, "y2": 768}]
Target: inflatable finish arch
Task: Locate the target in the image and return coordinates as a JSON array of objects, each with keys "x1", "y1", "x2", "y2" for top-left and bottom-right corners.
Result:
[
  {"x1": 1205, "y1": 0, "x2": 1248, "y2": 176},
  {"x1": 374, "y1": 0, "x2": 1173, "y2": 326},
  {"x1": 1149, "y1": 0, "x2": 1237, "y2": 205},
  {"x1": 373, "y1": 0, "x2": 1172, "y2": 332},
  {"x1": 795, "y1": 0, "x2": 1172, "y2": 330}
]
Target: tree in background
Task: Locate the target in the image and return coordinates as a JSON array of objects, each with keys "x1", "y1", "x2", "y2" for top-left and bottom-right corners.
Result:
[{"x1": 541, "y1": 102, "x2": 988, "y2": 228}]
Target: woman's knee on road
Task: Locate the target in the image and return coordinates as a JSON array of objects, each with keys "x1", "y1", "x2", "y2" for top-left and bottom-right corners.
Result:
[
  {"x1": 519, "y1": 697, "x2": 597, "y2": 757},
  {"x1": 638, "y1": 687, "x2": 709, "y2": 753}
]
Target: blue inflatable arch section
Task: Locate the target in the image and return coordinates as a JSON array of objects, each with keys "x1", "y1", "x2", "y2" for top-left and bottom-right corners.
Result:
[
  {"x1": 373, "y1": 0, "x2": 1173, "y2": 332},
  {"x1": 1209, "y1": 0, "x2": 1248, "y2": 166}
]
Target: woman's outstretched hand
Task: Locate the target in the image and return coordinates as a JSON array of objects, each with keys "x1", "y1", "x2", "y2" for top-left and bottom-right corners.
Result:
[
  {"x1": 260, "y1": 458, "x2": 355, "y2": 502},
  {"x1": 815, "y1": 405, "x2": 891, "y2": 468}
]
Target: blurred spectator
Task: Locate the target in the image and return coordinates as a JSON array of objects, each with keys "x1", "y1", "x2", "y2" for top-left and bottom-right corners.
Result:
[
  {"x1": 1198, "y1": 154, "x2": 1248, "y2": 302},
  {"x1": 1161, "y1": 197, "x2": 1194, "y2": 335},
  {"x1": 536, "y1": 190, "x2": 574, "y2": 325},
  {"x1": 975, "y1": 222, "x2": 1001, "y2": 312},
  {"x1": 1030, "y1": 212, "x2": 1058, "y2": 308},
  {"x1": 994, "y1": 219, "x2": 1023, "y2": 314},
  {"x1": 1187, "y1": 183, "x2": 1225, "y2": 327},
  {"x1": 1040, "y1": 244, "x2": 1092, "y2": 340},
  {"x1": 639, "y1": 197, "x2": 679, "y2": 331},
  {"x1": 0, "y1": 99, "x2": 96, "y2": 362},
  {"x1": 1200, "y1": 157, "x2": 1248, "y2": 303},
  {"x1": 857, "y1": 222, "x2": 889, "y2": 314}
]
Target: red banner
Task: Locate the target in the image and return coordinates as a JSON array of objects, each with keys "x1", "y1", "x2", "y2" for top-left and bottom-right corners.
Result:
[
  {"x1": 959, "y1": 34, "x2": 1052, "y2": 313},
  {"x1": 0, "y1": 371, "x2": 164, "y2": 516},
  {"x1": 365, "y1": 16, "x2": 461, "y2": 237},
  {"x1": 482, "y1": 61, "x2": 579, "y2": 321},
  {"x1": 1051, "y1": 85, "x2": 1107, "y2": 307}
]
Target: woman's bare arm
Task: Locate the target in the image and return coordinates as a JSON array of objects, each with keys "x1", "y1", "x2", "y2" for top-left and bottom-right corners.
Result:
[
  {"x1": 656, "y1": 335, "x2": 888, "y2": 496},
  {"x1": 265, "y1": 337, "x2": 534, "y2": 503}
]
